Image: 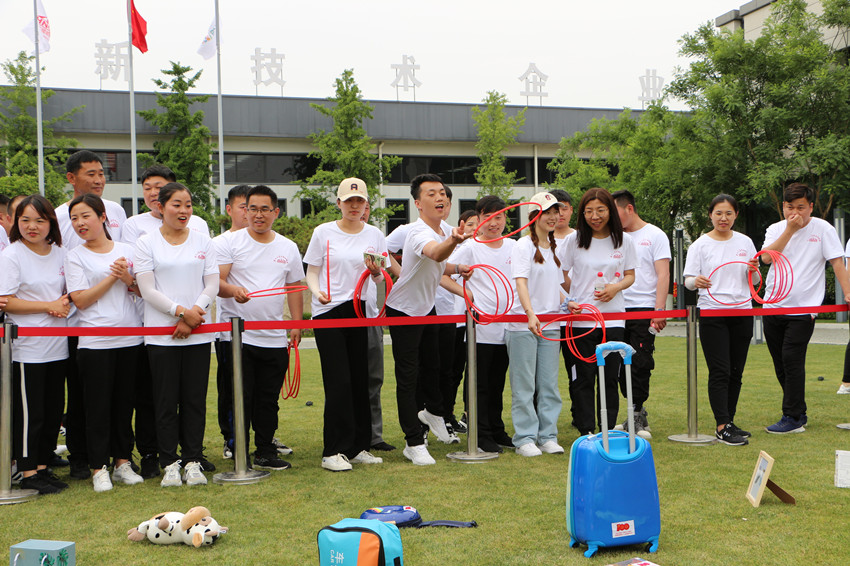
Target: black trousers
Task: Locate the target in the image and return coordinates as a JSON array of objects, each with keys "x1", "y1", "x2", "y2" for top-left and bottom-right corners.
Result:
[
  {"x1": 78, "y1": 346, "x2": 140, "y2": 469},
  {"x1": 434, "y1": 322, "x2": 457, "y2": 419},
  {"x1": 699, "y1": 315, "x2": 753, "y2": 427},
  {"x1": 214, "y1": 339, "x2": 234, "y2": 447},
  {"x1": 570, "y1": 327, "x2": 624, "y2": 433},
  {"x1": 559, "y1": 326, "x2": 577, "y2": 426},
  {"x1": 12, "y1": 359, "x2": 66, "y2": 472},
  {"x1": 147, "y1": 343, "x2": 210, "y2": 467},
  {"x1": 241, "y1": 343, "x2": 288, "y2": 458},
  {"x1": 843, "y1": 317, "x2": 850, "y2": 383},
  {"x1": 314, "y1": 301, "x2": 371, "y2": 458},
  {"x1": 763, "y1": 314, "x2": 815, "y2": 419},
  {"x1": 65, "y1": 336, "x2": 87, "y2": 467},
  {"x1": 387, "y1": 305, "x2": 443, "y2": 447},
  {"x1": 619, "y1": 308, "x2": 657, "y2": 410},
  {"x1": 133, "y1": 347, "x2": 158, "y2": 457},
  {"x1": 476, "y1": 342, "x2": 509, "y2": 439},
  {"x1": 446, "y1": 325, "x2": 468, "y2": 419}
]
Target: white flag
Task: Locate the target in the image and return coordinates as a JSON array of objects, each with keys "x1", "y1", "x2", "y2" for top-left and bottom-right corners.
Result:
[
  {"x1": 197, "y1": 19, "x2": 217, "y2": 60},
  {"x1": 22, "y1": 0, "x2": 51, "y2": 54}
]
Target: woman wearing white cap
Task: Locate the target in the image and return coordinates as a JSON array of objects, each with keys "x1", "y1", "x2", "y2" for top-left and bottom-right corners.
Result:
[
  {"x1": 507, "y1": 191, "x2": 566, "y2": 457},
  {"x1": 559, "y1": 188, "x2": 636, "y2": 436},
  {"x1": 304, "y1": 178, "x2": 388, "y2": 472}
]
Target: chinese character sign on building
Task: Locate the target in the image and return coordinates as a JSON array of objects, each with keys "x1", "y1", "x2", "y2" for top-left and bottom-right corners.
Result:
[
  {"x1": 251, "y1": 48, "x2": 286, "y2": 94},
  {"x1": 94, "y1": 39, "x2": 130, "y2": 83},
  {"x1": 519, "y1": 63, "x2": 548, "y2": 106},
  {"x1": 391, "y1": 54, "x2": 422, "y2": 101},
  {"x1": 638, "y1": 69, "x2": 665, "y2": 108}
]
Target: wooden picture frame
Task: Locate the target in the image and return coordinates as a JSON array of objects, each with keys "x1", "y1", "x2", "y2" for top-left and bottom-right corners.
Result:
[{"x1": 747, "y1": 450, "x2": 774, "y2": 507}]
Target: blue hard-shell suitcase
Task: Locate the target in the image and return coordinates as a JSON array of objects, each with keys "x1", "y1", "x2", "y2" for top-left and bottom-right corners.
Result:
[{"x1": 566, "y1": 341, "x2": 661, "y2": 558}]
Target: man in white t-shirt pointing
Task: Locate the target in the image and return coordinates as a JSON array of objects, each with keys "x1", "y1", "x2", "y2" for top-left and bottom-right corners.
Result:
[
  {"x1": 762, "y1": 183, "x2": 850, "y2": 434},
  {"x1": 613, "y1": 190, "x2": 670, "y2": 439}
]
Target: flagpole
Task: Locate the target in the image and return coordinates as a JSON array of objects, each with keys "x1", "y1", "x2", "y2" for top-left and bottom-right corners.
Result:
[
  {"x1": 127, "y1": 0, "x2": 139, "y2": 215},
  {"x1": 215, "y1": 0, "x2": 225, "y2": 217},
  {"x1": 33, "y1": 0, "x2": 45, "y2": 196}
]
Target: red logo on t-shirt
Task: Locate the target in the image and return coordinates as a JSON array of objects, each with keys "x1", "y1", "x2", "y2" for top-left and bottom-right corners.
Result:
[
  {"x1": 808, "y1": 235, "x2": 821, "y2": 243},
  {"x1": 611, "y1": 251, "x2": 623, "y2": 260},
  {"x1": 736, "y1": 249, "x2": 748, "y2": 257},
  {"x1": 59, "y1": 265, "x2": 64, "y2": 277},
  {"x1": 639, "y1": 239, "x2": 651, "y2": 247},
  {"x1": 127, "y1": 259, "x2": 134, "y2": 268},
  {"x1": 274, "y1": 256, "x2": 288, "y2": 264},
  {"x1": 195, "y1": 251, "x2": 206, "y2": 260},
  {"x1": 109, "y1": 220, "x2": 120, "y2": 228}
]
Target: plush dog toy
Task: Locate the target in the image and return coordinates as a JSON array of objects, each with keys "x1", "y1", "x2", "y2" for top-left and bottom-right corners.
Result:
[{"x1": 127, "y1": 506, "x2": 228, "y2": 547}]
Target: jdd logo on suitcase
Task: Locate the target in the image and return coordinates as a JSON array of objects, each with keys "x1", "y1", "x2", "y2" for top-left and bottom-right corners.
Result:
[{"x1": 611, "y1": 519, "x2": 635, "y2": 538}]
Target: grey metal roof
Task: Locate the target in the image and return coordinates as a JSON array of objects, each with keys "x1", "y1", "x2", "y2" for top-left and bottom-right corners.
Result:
[{"x1": 41, "y1": 88, "x2": 640, "y2": 146}]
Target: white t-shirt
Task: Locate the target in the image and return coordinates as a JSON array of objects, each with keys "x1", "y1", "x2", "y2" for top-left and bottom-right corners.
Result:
[
  {"x1": 122, "y1": 211, "x2": 210, "y2": 245},
  {"x1": 683, "y1": 231, "x2": 757, "y2": 311},
  {"x1": 304, "y1": 222, "x2": 388, "y2": 318},
  {"x1": 0, "y1": 242, "x2": 68, "y2": 363},
  {"x1": 213, "y1": 231, "x2": 238, "y2": 340},
  {"x1": 134, "y1": 230, "x2": 219, "y2": 347},
  {"x1": 763, "y1": 217, "x2": 844, "y2": 310},
  {"x1": 0, "y1": 229, "x2": 10, "y2": 253},
  {"x1": 622, "y1": 223, "x2": 671, "y2": 309},
  {"x1": 56, "y1": 198, "x2": 127, "y2": 250},
  {"x1": 64, "y1": 241, "x2": 143, "y2": 349},
  {"x1": 452, "y1": 238, "x2": 515, "y2": 344},
  {"x1": 385, "y1": 219, "x2": 450, "y2": 317},
  {"x1": 388, "y1": 220, "x2": 455, "y2": 316},
  {"x1": 508, "y1": 236, "x2": 563, "y2": 332},
  {"x1": 219, "y1": 229, "x2": 305, "y2": 348},
  {"x1": 560, "y1": 232, "x2": 637, "y2": 328}
]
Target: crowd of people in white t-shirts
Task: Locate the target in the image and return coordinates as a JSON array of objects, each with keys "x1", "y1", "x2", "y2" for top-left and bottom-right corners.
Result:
[{"x1": 1, "y1": 150, "x2": 848, "y2": 495}]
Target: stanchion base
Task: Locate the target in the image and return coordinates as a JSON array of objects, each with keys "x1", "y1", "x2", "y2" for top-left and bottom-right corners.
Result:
[
  {"x1": 837, "y1": 423, "x2": 850, "y2": 430},
  {"x1": 0, "y1": 488, "x2": 39, "y2": 505},
  {"x1": 212, "y1": 469, "x2": 271, "y2": 485},
  {"x1": 667, "y1": 433, "x2": 717, "y2": 445},
  {"x1": 447, "y1": 450, "x2": 500, "y2": 463}
]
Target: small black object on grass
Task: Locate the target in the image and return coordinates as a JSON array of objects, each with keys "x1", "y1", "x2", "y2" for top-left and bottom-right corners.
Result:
[
  {"x1": 817, "y1": 376, "x2": 824, "y2": 381},
  {"x1": 306, "y1": 401, "x2": 314, "y2": 406}
]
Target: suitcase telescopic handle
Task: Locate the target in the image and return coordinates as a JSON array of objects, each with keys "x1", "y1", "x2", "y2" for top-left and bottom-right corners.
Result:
[{"x1": 595, "y1": 341, "x2": 638, "y2": 454}]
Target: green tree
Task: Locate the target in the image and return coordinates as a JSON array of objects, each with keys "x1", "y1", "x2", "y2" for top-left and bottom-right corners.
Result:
[
  {"x1": 138, "y1": 61, "x2": 216, "y2": 228},
  {"x1": 0, "y1": 51, "x2": 81, "y2": 205},
  {"x1": 472, "y1": 91, "x2": 526, "y2": 202},
  {"x1": 299, "y1": 69, "x2": 400, "y2": 220}
]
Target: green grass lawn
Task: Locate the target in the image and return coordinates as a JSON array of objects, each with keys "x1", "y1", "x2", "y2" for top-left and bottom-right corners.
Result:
[{"x1": 3, "y1": 337, "x2": 850, "y2": 565}]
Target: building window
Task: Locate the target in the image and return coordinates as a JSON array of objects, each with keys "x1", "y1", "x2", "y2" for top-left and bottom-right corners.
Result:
[
  {"x1": 120, "y1": 197, "x2": 146, "y2": 217},
  {"x1": 277, "y1": 198, "x2": 287, "y2": 218},
  {"x1": 458, "y1": 199, "x2": 477, "y2": 214},
  {"x1": 386, "y1": 198, "x2": 409, "y2": 235},
  {"x1": 94, "y1": 151, "x2": 152, "y2": 183},
  {"x1": 212, "y1": 153, "x2": 320, "y2": 184}
]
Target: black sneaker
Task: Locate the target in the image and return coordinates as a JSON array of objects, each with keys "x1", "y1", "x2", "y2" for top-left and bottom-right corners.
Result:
[
  {"x1": 478, "y1": 437, "x2": 504, "y2": 453},
  {"x1": 370, "y1": 441, "x2": 396, "y2": 452},
  {"x1": 68, "y1": 459, "x2": 91, "y2": 480},
  {"x1": 448, "y1": 417, "x2": 468, "y2": 434},
  {"x1": 37, "y1": 469, "x2": 69, "y2": 491},
  {"x1": 493, "y1": 432, "x2": 514, "y2": 448},
  {"x1": 253, "y1": 455, "x2": 292, "y2": 470},
  {"x1": 140, "y1": 454, "x2": 160, "y2": 479},
  {"x1": 198, "y1": 454, "x2": 216, "y2": 472},
  {"x1": 20, "y1": 474, "x2": 62, "y2": 495},
  {"x1": 716, "y1": 424, "x2": 748, "y2": 446},
  {"x1": 50, "y1": 454, "x2": 69, "y2": 467},
  {"x1": 729, "y1": 422, "x2": 752, "y2": 438}
]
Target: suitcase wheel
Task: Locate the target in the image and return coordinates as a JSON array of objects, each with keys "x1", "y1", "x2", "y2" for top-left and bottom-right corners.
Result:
[
  {"x1": 584, "y1": 545, "x2": 598, "y2": 558},
  {"x1": 568, "y1": 537, "x2": 578, "y2": 549},
  {"x1": 647, "y1": 537, "x2": 659, "y2": 553}
]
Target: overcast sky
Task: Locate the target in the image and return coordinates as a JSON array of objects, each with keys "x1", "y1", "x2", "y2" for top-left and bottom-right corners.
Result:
[{"x1": 1, "y1": 0, "x2": 740, "y2": 111}]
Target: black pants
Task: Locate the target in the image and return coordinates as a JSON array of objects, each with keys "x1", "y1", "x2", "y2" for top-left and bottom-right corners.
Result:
[
  {"x1": 763, "y1": 314, "x2": 815, "y2": 419},
  {"x1": 570, "y1": 327, "x2": 624, "y2": 433},
  {"x1": 314, "y1": 301, "x2": 371, "y2": 458},
  {"x1": 619, "y1": 308, "x2": 656, "y2": 410},
  {"x1": 387, "y1": 305, "x2": 443, "y2": 447},
  {"x1": 78, "y1": 346, "x2": 141, "y2": 469},
  {"x1": 133, "y1": 347, "x2": 158, "y2": 458},
  {"x1": 214, "y1": 339, "x2": 234, "y2": 447},
  {"x1": 699, "y1": 315, "x2": 753, "y2": 427},
  {"x1": 147, "y1": 343, "x2": 210, "y2": 467},
  {"x1": 843, "y1": 316, "x2": 850, "y2": 384},
  {"x1": 434, "y1": 322, "x2": 456, "y2": 419},
  {"x1": 241, "y1": 343, "x2": 288, "y2": 458},
  {"x1": 476, "y1": 342, "x2": 509, "y2": 439},
  {"x1": 65, "y1": 336, "x2": 87, "y2": 467},
  {"x1": 446, "y1": 326, "x2": 468, "y2": 419},
  {"x1": 559, "y1": 325, "x2": 577, "y2": 426},
  {"x1": 12, "y1": 359, "x2": 66, "y2": 472}
]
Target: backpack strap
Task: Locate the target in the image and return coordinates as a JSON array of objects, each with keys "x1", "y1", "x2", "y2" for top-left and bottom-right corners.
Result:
[{"x1": 417, "y1": 520, "x2": 477, "y2": 528}]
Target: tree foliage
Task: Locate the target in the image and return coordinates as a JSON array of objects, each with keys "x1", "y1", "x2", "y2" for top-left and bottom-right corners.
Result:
[
  {"x1": 138, "y1": 61, "x2": 216, "y2": 228},
  {"x1": 0, "y1": 51, "x2": 81, "y2": 205},
  {"x1": 472, "y1": 91, "x2": 526, "y2": 202}
]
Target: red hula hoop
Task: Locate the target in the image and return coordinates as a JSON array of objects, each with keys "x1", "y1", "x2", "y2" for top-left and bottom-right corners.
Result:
[
  {"x1": 281, "y1": 341, "x2": 300, "y2": 399},
  {"x1": 462, "y1": 264, "x2": 513, "y2": 325},
  {"x1": 472, "y1": 202, "x2": 543, "y2": 244},
  {"x1": 705, "y1": 250, "x2": 791, "y2": 306},
  {"x1": 353, "y1": 268, "x2": 393, "y2": 318},
  {"x1": 246, "y1": 285, "x2": 308, "y2": 298},
  {"x1": 540, "y1": 303, "x2": 606, "y2": 363}
]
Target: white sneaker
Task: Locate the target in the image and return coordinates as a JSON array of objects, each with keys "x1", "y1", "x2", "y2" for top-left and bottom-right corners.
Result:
[
  {"x1": 838, "y1": 383, "x2": 850, "y2": 394},
  {"x1": 223, "y1": 442, "x2": 233, "y2": 460},
  {"x1": 160, "y1": 461, "x2": 182, "y2": 487},
  {"x1": 93, "y1": 466, "x2": 113, "y2": 492},
  {"x1": 183, "y1": 461, "x2": 207, "y2": 485},
  {"x1": 273, "y1": 437, "x2": 294, "y2": 455},
  {"x1": 321, "y1": 454, "x2": 352, "y2": 472},
  {"x1": 516, "y1": 443, "x2": 543, "y2": 457},
  {"x1": 418, "y1": 409, "x2": 453, "y2": 444},
  {"x1": 112, "y1": 461, "x2": 144, "y2": 485},
  {"x1": 538, "y1": 440, "x2": 565, "y2": 454},
  {"x1": 351, "y1": 450, "x2": 383, "y2": 464},
  {"x1": 403, "y1": 443, "x2": 436, "y2": 466}
]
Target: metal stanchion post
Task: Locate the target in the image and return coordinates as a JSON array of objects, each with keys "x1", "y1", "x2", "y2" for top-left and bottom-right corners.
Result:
[
  {"x1": 448, "y1": 311, "x2": 498, "y2": 462},
  {"x1": 214, "y1": 317, "x2": 270, "y2": 484},
  {"x1": 668, "y1": 306, "x2": 715, "y2": 445},
  {"x1": 675, "y1": 229, "x2": 685, "y2": 311},
  {"x1": 0, "y1": 322, "x2": 39, "y2": 504}
]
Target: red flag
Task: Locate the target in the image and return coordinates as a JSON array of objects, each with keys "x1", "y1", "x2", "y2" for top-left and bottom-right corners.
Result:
[{"x1": 130, "y1": 0, "x2": 148, "y2": 53}]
